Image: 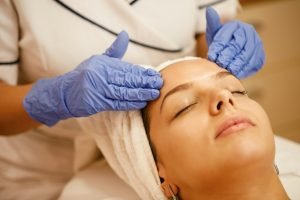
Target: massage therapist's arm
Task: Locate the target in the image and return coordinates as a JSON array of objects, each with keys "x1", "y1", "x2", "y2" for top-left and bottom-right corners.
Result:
[
  {"x1": 196, "y1": 33, "x2": 208, "y2": 58},
  {"x1": 0, "y1": 82, "x2": 41, "y2": 135}
]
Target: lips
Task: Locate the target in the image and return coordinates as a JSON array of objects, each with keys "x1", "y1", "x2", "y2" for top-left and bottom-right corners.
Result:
[{"x1": 216, "y1": 116, "x2": 255, "y2": 139}]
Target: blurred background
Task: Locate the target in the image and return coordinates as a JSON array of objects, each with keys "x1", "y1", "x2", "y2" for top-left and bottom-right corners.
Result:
[{"x1": 238, "y1": 0, "x2": 300, "y2": 143}]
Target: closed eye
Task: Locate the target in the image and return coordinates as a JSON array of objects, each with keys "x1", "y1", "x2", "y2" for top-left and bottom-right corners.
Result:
[
  {"x1": 174, "y1": 103, "x2": 197, "y2": 119},
  {"x1": 231, "y1": 90, "x2": 248, "y2": 95}
]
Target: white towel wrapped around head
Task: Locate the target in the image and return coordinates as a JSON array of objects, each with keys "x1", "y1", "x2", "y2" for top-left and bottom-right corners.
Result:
[{"x1": 78, "y1": 57, "x2": 200, "y2": 200}]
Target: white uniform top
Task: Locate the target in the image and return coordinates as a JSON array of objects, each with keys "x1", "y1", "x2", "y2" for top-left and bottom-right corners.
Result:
[{"x1": 0, "y1": 0, "x2": 239, "y2": 199}]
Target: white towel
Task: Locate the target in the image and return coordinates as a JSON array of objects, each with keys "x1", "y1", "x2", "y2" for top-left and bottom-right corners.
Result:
[{"x1": 78, "y1": 57, "x2": 200, "y2": 200}]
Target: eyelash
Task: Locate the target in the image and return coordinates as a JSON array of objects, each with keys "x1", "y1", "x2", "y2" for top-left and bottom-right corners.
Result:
[{"x1": 231, "y1": 90, "x2": 248, "y2": 95}]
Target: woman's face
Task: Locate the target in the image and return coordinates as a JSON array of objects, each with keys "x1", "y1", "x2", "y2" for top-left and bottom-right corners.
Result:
[{"x1": 146, "y1": 59, "x2": 275, "y2": 195}]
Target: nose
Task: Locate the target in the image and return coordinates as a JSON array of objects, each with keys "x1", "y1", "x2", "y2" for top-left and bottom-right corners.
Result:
[{"x1": 210, "y1": 89, "x2": 235, "y2": 115}]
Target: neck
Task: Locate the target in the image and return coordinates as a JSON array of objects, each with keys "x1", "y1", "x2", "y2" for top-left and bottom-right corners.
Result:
[{"x1": 181, "y1": 164, "x2": 289, "y2": 200}]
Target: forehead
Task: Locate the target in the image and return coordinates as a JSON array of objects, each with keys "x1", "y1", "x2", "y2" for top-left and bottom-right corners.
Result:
[{"x1": 159, "y1": 59, "x2": 225, "y2": 97}]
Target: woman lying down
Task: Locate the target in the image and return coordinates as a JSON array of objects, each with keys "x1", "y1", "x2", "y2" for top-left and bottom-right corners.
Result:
[{"x1": 78, "y1": 57, "x2": 290, "y2": 200}]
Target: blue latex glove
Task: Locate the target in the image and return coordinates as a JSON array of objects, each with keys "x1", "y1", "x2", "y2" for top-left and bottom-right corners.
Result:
[
  {"x1": 206, "y1": 7, "x2": 265, "y2": 78},
  {"x1": 23, "y1": 31, "x2": 163, "y2": 126}
]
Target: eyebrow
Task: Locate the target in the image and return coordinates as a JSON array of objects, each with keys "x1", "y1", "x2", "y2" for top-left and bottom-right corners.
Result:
[{"x1": 160, "y1": 71, "x2": 233, "y2": 112}]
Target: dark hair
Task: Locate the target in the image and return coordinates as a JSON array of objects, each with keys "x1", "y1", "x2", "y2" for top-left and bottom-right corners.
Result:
[{"x1": 141, "y1": 106, "x2": 158, "y2": 162}]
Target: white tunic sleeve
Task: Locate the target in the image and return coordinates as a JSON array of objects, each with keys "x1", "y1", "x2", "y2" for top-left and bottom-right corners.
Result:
[
  {"x1": 0, "y1": 0, "x2": 19, "y2": 85},
  {"x1": 196, "y1": 0, "x2": 241, "y2": 33}
]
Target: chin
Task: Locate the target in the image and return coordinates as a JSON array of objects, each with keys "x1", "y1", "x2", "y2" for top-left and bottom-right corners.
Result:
[{"x1": 224, "y1": 126, "x2": 275, "y2": 170}]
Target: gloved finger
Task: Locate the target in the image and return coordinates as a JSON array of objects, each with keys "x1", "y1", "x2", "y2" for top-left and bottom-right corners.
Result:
[
  {"x1": 103, "y1": 30, "x2": 129, "y2": 59},
  {"x1": 206, "y1": 7, "x2": 222, "y2": 45},
  {"x1": 117, "y1": 62, "x2": 161, "y2": 77},
  {"x1": 207, "y1": 21, "x2": 239, "y2": 61},
  {"x1": 226, "y1": 24, "x2": 256, "y2": 76},
  {"x1": 106, "y1": 85, "x2": 160, "y2": 101},
  {"x1": 110, "y1": 100, "x2": 147, "y2": 110},
  {"x1": 236, "y1": 42, "x2": 265, "y2": 79},
  {"x1": 107, "y1": 70, "x2": 163, "y2": 89},
  {"x1": 215, "y1": 27, "x2": 246, "y2": 68},
  {"x1": 101, "y1": 57, "x2": 161, "y2": 77}
]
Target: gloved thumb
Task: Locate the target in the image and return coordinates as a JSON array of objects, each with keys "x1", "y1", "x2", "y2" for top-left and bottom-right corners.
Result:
[
  {"x1": 103, "y1": 31, "x2": 129, "y2": 59},
  {"x1": 206, "y1": 7, "x2": 222, "y2": 45}
]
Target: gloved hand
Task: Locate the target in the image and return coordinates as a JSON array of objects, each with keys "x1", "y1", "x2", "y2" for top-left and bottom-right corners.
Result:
[
  {"x1": 205, "y1": 7, "x2": 265, "y2": 78},
  {"x1": 23, "y1": 31, "x2": 163, "y2": 126}
]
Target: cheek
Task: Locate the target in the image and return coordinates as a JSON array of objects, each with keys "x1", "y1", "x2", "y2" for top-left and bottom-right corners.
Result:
[
  {"x1": 157, "y1": 112, "x2": 217, "y2": 186},
  {"x1": 249, "y1": 100, "x2": 275, "y2": 156},
  {"x1": 241, "y1": 99, "x2": 274, "y2": 135}
]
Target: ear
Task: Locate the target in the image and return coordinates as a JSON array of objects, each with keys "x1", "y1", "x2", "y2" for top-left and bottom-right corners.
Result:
[{"x1": 157, "y1": 162, "x2": 179, "y2": 198}]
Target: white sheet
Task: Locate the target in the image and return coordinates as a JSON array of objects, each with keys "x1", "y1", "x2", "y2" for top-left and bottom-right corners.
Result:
[
  {"x1": 58, "y1": 159, "x2": 139, "y2": 200},
  {"x1": 59, "y1": 136, "x2": 300, "y2": 200},
  {"x1": 275, "y1": 136, "x2": 300, "y2": 199}
]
